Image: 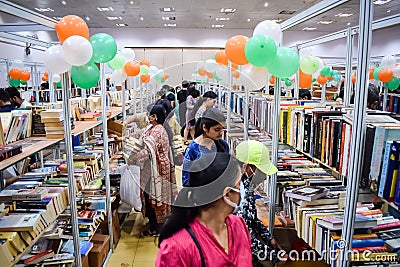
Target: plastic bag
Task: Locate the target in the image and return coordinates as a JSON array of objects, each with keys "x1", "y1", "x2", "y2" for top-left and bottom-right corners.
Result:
[{"x1": 119, "y1": 164, "x2": 142, "y2": 211}]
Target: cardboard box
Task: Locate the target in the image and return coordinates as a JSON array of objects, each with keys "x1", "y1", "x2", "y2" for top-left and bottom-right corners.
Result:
[
  {"x1": 99, "y1": 209, "x2": 121, "y2": 247},
  {"x1": 88, "y1": 234, "x2": 110, "y2": 267},
  {"x1": 81, "y1": 254, "x2": 89, "y2": 267}
]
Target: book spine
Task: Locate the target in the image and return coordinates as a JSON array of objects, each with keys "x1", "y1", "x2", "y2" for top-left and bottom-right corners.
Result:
[{"x1": 378, "y1": 141, "x2": 393, "y2": 198}]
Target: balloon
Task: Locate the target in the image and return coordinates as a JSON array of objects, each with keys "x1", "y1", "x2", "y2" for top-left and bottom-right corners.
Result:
[
  {"x1": 71, "y1": 62, "x2": 100, "y2": 89},
  {"x1": 140, "y1": 59, "x2": 150, "y2": 67},
  {"x1": 317, "y1": 75, "x2": 327, "y2": 85},
  {"x1": 253, "y1": 20, "x2": 282, "y2": 45},
  {"x1": 139, "y1": 65, "x2": 149, "y2": 75},
  {"x1": 312, "y1": 78, "x2": 317, "y2": 83},
  {"x1": 20, "y1": 80, "x2": 27, "y2": 85},
  {"x1": 393, "y1": 65, "x2": 400, "y2": 78},
  {"x1": 121, "y1": 48, "x2": 136, "y2": 61},
  {"x1": 8, "y1": 68, "x2": 21, "y2": 80},
  {"x1": 285, "y1": 80, "x2": 292, "y2": 87},
  {"x1": 44, "y1": 72, "x2": 48, "y2": 78},
  {"x1": 299, "y1": 47, "x2": 314, "y2": 57},
  {"x1": 373, "y1": 67, "x2": 382, "y2": 80},
  {"x1": 386, "y1": 77, "x2": 400, "y2": 90},
  {"x1": 89, "y1": 33, "x2": 117, "y2": 63},
  {"x1": 225, "y1": 35, "x2": 249, "y2": 65},
  {"x1": 55, "y1": 15, "x2": 89, "y2": 43},
  {"x1": 19, "y1": 70, "x2": 30, "y2": 81},
  {"x1": 215, "y1": 50, "x2": 228, "y2": 65},
  {"x1": 320, "y1": 66, "x2": 331, "y2": 77},
  {"x1": 327, "y1": 76, "x2": 334, "y2": 81},
  {"x1": 269, "y1": 76, "x2": 275, "y2": 84},
  {"x1": 52, "y1": 74, "x2": 61, "y2": 83},
  {"x1": 162, "y1": 73, "x2": 169, "y2": 81},
  {"x1": 206, "y1": 72, "x2": 214, "y2": 79},
  {"x1": 124, "y1": 62, "x2": 140, "y2": 76},
  {"x1": 378, "y1": 68, "x2": 394, "y2": 82},
  {"x1": 215, "y1": 65, "x2": 227, "y2": 80},
  {"x1": 315, "y1": 57, "x2": 324, "y2": 75},
  {"x1": 62, "y1": 35, "x2": 93, "y2": 66},
  {"x1": 352, "y1": 74, "x2": 356, "y2": 83},
  {"x1": 266, "y1": 47, "x2": 299, "y2": 79},
  {"x1": 155, "y1": 72, "x2": 163, "y2": 83},
  {"x1": 240, "y1": 65, "x2": 269, "y2": 88},
  {"x1": 148, "y1": 66, "x2": 159, "y2": 76},
  {"x1": 43, "y1": 45, "x2": 71, "y2": 74},
  {"x1": 300, "y1": 56, "x2": 320, "y2": 74},
  {"x1": 213, "y1": 72, "x2": 222, "y2": 82},
  {"x1": 333, "y1": 75, "x2": 341, "y2": 82},
  {"x1": 381, "y1": 55, "x2": 396, "y2": 70},
  {"x1": 42, "y1": 76, "x2": 47, "y2": 81},
  {"x1": 244, "y1": 34, "x2": 277, "y2": 67},
  {"x1": 233, "y1": 70, "x2": 240, "y2": 79},
  {"x1": 9, "y1": 78, "x2": 20, "y2": 87},
  {"x1": 204, "y1": 59, "x2": 217, "y2": 73},
  {"x1": 108, "y1": 53, "x2": 126, "y2": 70},
  {"x1": 198, "y1": 67, "x2": 207, "y2": 76},
  {"x1": 299, "y1": 70, "x2": 312, "y2": 88},
  {"x1": 111, "y1": 69, "x2": 128, "y2": 85},
  {"x1": 56, "y1": 81, "x2": 62, "y2": 88},
  {"x1": 141, "y1": 74, "x2": 150, "y2": 83},
  {"x1": 231, "y1": 62, "x2": 238, "y2": 70}
]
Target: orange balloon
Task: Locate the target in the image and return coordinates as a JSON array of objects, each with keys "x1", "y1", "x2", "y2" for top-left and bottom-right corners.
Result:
[
  {"x1": 44, "y1": 72, "x2": 49, "y2": 77},
  {"x1": 206, "y1": 72, "x2": 214, "y2": 79},
  {"x1": 369, "y1": 68, "x2": 374, "y2": 80},
  {"x1": 107, "y1": 77, "x2": 111, "y2": 80},
  {"x1": 140, "y1": 59, "x2": 150, "y2": 67},
  {"x1": 141, "y1": 74, "x2": 150, "y2": 83},
  {"x1": 352, "y1": 75, "x2": 356, "y2": 83},
  {"x1": 9, "y1": 68, "x2": 21, "y2": 80},
  {"x1": 225, "y1": 35, "x2": 249, "y2": 65},
  {"x1": 215, "y1": 50, "x2": 228, "y2": 66},
  {"x1": 162, "y1": 73, "x2": 169, "y2": 81},
  {"x1": 299, "y1": 70, "x2": 312, "y2": 88},
  {"x1": 327, "y1": 76, "x2": 334, "y2": 81},
  {"x1": 233, "y1": 70, "x2": 240, "y2": 79},
  {"x1": 231, "y1": 63, "x2": 238, "y2": 70},
  {"x1": 378, "y1": 68, "x2": 394, "y2": 83},
  {"x1": 198, "y1": 67, "x2": 207, "y2": 76},
  {"x1": 55, "y1": 15, "x2": 89, "y2": 43},
  {"x1": 317, "y1": 75, "x2": 327, "y2": 85},
  {"x1": 42, "y1": 76, "x2": 47, "y2": 81},
  {"x1": 124, "y1": 62, "x2": 140, "y2": 76},
  {"x1": 269, "y1": 76, "x2": 275, "y2": 84},
  {"x1": 20, "y1": 70, "x2": 30, "y2": 81}
]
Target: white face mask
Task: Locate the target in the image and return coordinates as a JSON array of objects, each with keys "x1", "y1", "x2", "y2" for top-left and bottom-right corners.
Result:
[{"x1": 224, "y1": 187, "x2": 241, "y2": 214}]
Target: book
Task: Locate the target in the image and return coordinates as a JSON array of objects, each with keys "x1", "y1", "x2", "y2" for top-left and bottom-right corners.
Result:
[
  {"x1": 12, "y1": 187, "x2": 49, "y2": 201},
  {"x1": 317, "y1": 215, "x2": 378, "y2": 230},
  {"x1": 23, "y1": 250, "x2": 55, "y2": 265},
  {"x1": 61, "y1": 239, "x2": 93, "y2": 256},
  {"x1": 285, "y1": 186, "x2": 328, "y2": 201},
  {"x1": 0, "y1": 214, "x2": 41, "y2": 232}
]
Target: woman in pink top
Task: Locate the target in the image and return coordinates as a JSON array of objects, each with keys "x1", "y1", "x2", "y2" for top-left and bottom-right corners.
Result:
[{"x1": 156, "y1": 153, "x2": 252, "y2": 267}]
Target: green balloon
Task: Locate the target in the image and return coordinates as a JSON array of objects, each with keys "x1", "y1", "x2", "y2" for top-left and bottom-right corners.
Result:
[
  {"x1": 312, "y1": 78, "x2": 317, "y2": 82},
  {"x1": 56, "y1": 81, "x2": 62, "y2": 88},
  {"x1": 20, "y1": 80, "x2": 27, "y2": 85},
  {"x1": 387, "y1": 77, "x2": 400, "y2": 90},
  {"x1": 373, "y1": 67, "x2": 382, "y2": 80},
  {"x1": 90, "y1": 33, "x2": 117, "y2": 63},
  {"x1": 326, "y1": 70, "x2": 334, "y2": 78},
  {"x1": 320, "y1": 66, "x2": 331, "y2": 77},
  {"x1": 213, "y1": 71, "x2": 222, "y2": 82},
  {"x1": 71, "y1": 62, "x2": 100, "y2": 89},
  {"x1": 244, "y1": 34, "x2": 277, "y2": 67},
  {"x1": 265, "y1": 47, "x2": 299, "y2": 79},
  {"x1": 194, "y1": 69, "x2": 198, "y2": 74},
  {"x1": 9, "y1": 78, "x2": 20, "y2": 87},
  {"x1": 300, "y1": 56, "x2": 319, "y2": 74},
  {"x1": 154, "y1": 72, "x2": 163, "y2": 83},
  {"x1": 285, "y1": 80, "x2": 292, "y2": 86},
  {"x1": 108, "y1": 53, "x2": 126, "y2": 70},
  {"x1": 196, "y1": 80, "x2": 202, "y2": 84},
  {"x1": 140, "y1": 65, "x2": 149, "y2": 75}
]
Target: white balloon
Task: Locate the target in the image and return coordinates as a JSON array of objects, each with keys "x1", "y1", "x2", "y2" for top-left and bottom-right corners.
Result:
[
  {"x1": 381, "y1": 55, "x2": 396, "y2": 70},
  {"x1": 43, "y1": 45, "x2": 72, "y2": 74},
  {"x1": 215, "y1": 65, "x2": 227, "y2": 80},
  {"x1": 393, "y1": 65, "x2": 400, "y2": 78},
  {"x1": 197, "y1": 62, "x2": 205, "y2": 69},
  {"x1": 315, "y1": 57, "x2": 324, "y2": 74},
  {"x1": 204, "y1": 59, "x2": 217, "y2": 73},
  {"x1": 62, "y1": 35, "x2": 93, "y2": 66},
  {"x1": 111, "y1": 69, "x2": 127, "y2": 85},
  {"x1": 253, "y1": 20, "x2": 282, "y2": 45},
  {"x1": 149, "y1": 66, "x2": 159, "y2": 76},
  {"x1": 241, "y1": 64, "x2": 269, "y2": 89},
  {"x1": 121, "y1": 48, "x2": 136, "y2": 61},
  {"x1": 52, "y1": 74, "x2": 61, "y2": 83}
]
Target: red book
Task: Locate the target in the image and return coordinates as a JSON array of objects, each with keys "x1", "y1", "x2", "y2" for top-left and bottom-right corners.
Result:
[
  {"x1": 372, "y1": 221, "x2": 400, "y2": 232},
  {"x1": 24, "y1": 250, "x2": 54, "y2": 265}
]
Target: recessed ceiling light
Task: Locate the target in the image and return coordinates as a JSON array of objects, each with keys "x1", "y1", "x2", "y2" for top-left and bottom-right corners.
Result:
[
  {"x1": 318, "y1": 20, "x2": 334, "y2": 25},
  {"x1": 272, "y1": 19, "x2": 282, "y2": 23},
  {"x1": 335, "y1": 13, "x2": 353, "y2": 18},
  {"x1": 139, "y1": 16, "x2": 144, "y2": 21},
  {"x1": 387, "y1": 9, "x2": 391, "y2": 12},
  {"x1": 116, "y1": 23, "x2": 127, "y2": 27},
  {"x1": 61, "y1": 1, "x2": 66, "y2": 5},
  {"x1": 53, "y1": 16, "x2": 63, "y2": 20},
  {"x1": 220, "y1": 8, "x2": 236, "y2": 13},
  {"x1": 161, "y1": 7, "x2": 175, "y2": 12},
  {"x1": 373, "y1": 0, "x2": 391, "y2": 4},
  {"x1": 162, "y1": 16, "x2": 176, "y2": 21},
  {"x1": 347, "y1": 22, "x2": 351, "y2": 25},
  {"x1": 97, "y1": 7, "x2": 114, "y2": 12},
  {"x1": 247, "y1": 18, "x2": 251, "y2": 22},
  {"x1": 303, "y1": 27, "x2": 317, "y2": 31},
  {"x1": 212, "y1": 24, "x2": 225, "y2": 28},
  {"x1": 130, "y1": 1, "x2": 134, "y2": 4},
  {"x1": 34, "y1": 8, "x2": 54, "y2": 12},
  {"x1": 264, "y1": 2, "x2": 269, "y2": 7},
  {"x1": 85, "y1": 16, "x2": 90, "y2": 21},
  {"x1": 164, "y1": 23, "x2": 176, "y2": 27},
  {"x1": 216, "y1": 18, "x2": 230, "y2": 21},
  {"x1": 107, "y1": 16, "x2": 123, "y2": 20}
]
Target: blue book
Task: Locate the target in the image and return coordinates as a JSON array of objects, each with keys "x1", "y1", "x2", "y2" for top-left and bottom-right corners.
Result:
[
  {"x1": 61, "y1": 240, "x2": 93, "y2": 256},
  {"x1": 394, "y1": 96, "x2": 400, "y2": 114}
]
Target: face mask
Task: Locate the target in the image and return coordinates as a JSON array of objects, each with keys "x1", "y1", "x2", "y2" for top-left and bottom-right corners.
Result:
[{"x1": 224, "y1": 187, "x2": 241, "y2": 214}]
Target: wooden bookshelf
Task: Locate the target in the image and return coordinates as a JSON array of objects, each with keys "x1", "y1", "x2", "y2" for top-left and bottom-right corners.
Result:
[{"x1": 380, "y1": 197, "x2": 400, "y2": 212}]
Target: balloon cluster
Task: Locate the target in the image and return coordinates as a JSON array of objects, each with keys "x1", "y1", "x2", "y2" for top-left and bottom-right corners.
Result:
[
  {"x1": 8, "y1": 68, "x2": 30, "y2": 87},
  {"x1": 368, "y1": 56, "x2": 400, "y2": 90},
  {"x1": 315, "y1": 66, "x2": 340, "y2": 85}
]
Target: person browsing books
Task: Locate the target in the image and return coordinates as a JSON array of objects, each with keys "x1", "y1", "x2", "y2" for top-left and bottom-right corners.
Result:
[
  {"x1": 5, "y1": 87, "x2": 32, "y2": 108},
  {"x1": 235, "y1": 140, "x2": 287, "y2": 266}
]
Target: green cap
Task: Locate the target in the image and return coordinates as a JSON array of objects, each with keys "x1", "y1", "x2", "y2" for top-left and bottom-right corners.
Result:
[{"x1": 235, "y1": 140, "x2": 278, "y2": 175}]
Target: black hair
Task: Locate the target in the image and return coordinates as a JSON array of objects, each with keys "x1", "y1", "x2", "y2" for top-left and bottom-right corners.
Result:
[
  {"x1": 188, "y1": 91, "x2": 218, "y2": 125},
  {"x1": 194, "y1": 108, "x2": 227, "y2": 152},
  {"x1": 367, "y1": 83, "x2": 379, "y2": 108},
  {"x1": 155, "y1": 99, "x2": 173, "y2": 117},
  {"x1": 0, "y1": 89, "x2": 11, "y2": 102},
  {"x1": 299, "y1": 89, "x2": 312, "y2": 100},
  {"x1": 165, "y1": 92, "x2": 176, "y2": 102},
  {"x1": 187, "y1": 85, "x2": 199, "y2": 98},
  {"x1": 5, "y1": 87, "x2": 21, "y2": 99},
  {"x1": 147, "y1": 104, "x2": 166, "y2": 125},
  {"x1": 182, "y1": 80, "x2": 189, "y2": 88},
  {"x1": 158, "y1": 153, "x2": 241, "y2": 246},
  {"x1": 202, "y1": 91, "x2": 217, "y2": 99}
]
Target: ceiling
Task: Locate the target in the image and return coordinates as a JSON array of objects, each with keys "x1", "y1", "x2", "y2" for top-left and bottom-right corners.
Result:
[{"x1": 0, "y1": 0, "x2": 399, "y2": 33}]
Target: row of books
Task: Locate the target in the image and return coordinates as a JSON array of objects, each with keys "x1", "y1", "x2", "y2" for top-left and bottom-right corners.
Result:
[{"x1": 378, "y1": 93, "x2": 400, "y2": 115}]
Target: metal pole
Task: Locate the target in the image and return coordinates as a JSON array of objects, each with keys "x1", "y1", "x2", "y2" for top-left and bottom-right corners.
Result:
[
  {"x1": 294, "y1": 45, "x2": 300, "y2": 99},
  {"x1": 5, "y1": 59, "x2": 9, "y2": 85},
  {"x1": 268, "y1": 78, "x2": 281, "y2": 233},
  {"x1": 227, "y1": 61, "x2": 232, "y2": 133},
  {"x1": 140, "y1": 80, "x2": 143, "y2": 112},
  {"x1": 61, "y1": 72, "x2": 81, "y2": 267},
  {"x1": 321, "y1": 84, "x2": 326, "y2": 105},
  {"x1": 34, "y1": 64, "x2": 39, "y2": 106},
  {"x1": 382, "y1": 83, "x2": 388, "y2": 111},
  {"x1": 48, "y1": 71, "x2": 54, "y2": 103},
  {"x1": 244, "y1": 83, "x2": 249, "y2": 141},
  {"x1": 339, "y1": 1, "x2": 373, "y2": 267},
  {"x1": 100, "y1": 64, "x2": 114, "y2": 251},
  {"x1": 344, "y1": 28, "x2": 354, "y2": 107},
  {"x1": 122, "y1": 82, "x2": 126, "y2": 121},
  {"x1": 133, "y1": 77, "x2": 137, "y2": 114},
  {"x1": 218, "y1": 85, "x2": 222, "y2": 109}
]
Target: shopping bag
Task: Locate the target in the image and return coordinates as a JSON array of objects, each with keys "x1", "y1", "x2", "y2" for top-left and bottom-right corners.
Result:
[{"x1": 119, "y1": 164, "x2": 142, "y2": 211}]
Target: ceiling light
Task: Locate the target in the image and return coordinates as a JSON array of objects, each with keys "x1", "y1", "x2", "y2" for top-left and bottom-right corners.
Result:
[
  {"x1": 97, "y1": 7, "x2": 114, "y2": 12},
  {"x1": 107, "y1": 16, "x2": 122, "y2": 20},
  {"x1": 303, "y1": 27, "x2": 317, "y2": 31},
  {"x1": 85, "y1": 16, "x2": 90, "y2": 21},
  {"x1": 140, "y1": 16, "x2": 144, "y2": 21},
  {"x1": 264, "y1": 2, "x2": 269, "y2": 7},
  {"x1": 61, "y1": 1, "x2": 66, "y2": 5},
  {"x1": 162, "y1": 16, "x2": 176, "y2": 21},
  {"x1": 247, "y1": 18, "x2": 251, "y2": 22},
  {"x1": 53, "y1": 16, "x2": 63, "y2": 20},
  {"x1": 164, "y1": 23, "x2": 176, "y2": 27},
  {"x1": 116, "y1": 23, "x2": 127, "y2": 27},
  {"x1": 373, "y1": 0, "x2": 391, "y2": 4},
  {"x1": 347, "y1": 22, "x2": 351, "y2": 25},
  {"x1": 212, "y1": 24, "x2": 225, "y2": 28},
  {"x1": 34, "y1": 8, "x2": 54, "y2": 12},
  {"x1": 318, "y1": 20, "x2": 334, "y2": 25},
  {"x1": 220, "y1": 8, "x2": 236, "y2": 13},
  {"x1": 216, "y1": 18, "x2": 230, "y2": 21},
  {"x1": 161, "y1": 7, "x2": 175, "y2": 12},
  {"x1": 387, "y1": 9, "x2": 391, "y2": 12},
  {"x1": 335, "y1": 13, "x2": 353, "y2": 18},
  {"x1": 272, "y1": 19, "x2": 282, "y2": 23},
  {"x1": 130, "y1": 1, "x2": 134, "y2": 4}
]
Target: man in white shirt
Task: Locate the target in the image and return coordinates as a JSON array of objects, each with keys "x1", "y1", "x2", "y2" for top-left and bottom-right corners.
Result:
[{"x1": 5, "y1": 87, "x2": 32, "y2": 108}]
